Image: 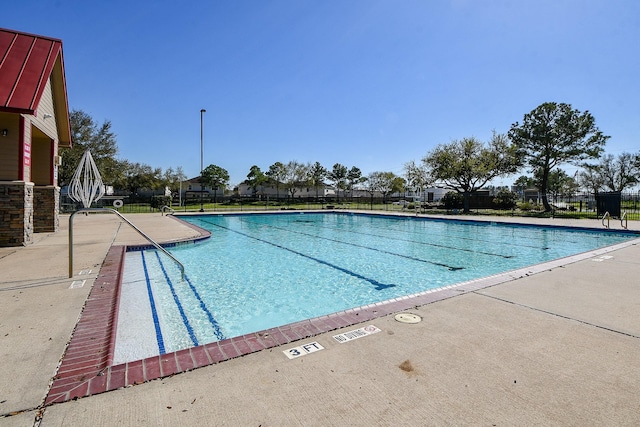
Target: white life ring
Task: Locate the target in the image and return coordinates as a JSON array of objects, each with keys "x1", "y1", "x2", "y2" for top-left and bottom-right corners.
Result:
[{"x1": 113, "y1": 199, "x2": 124, "y2": 208}]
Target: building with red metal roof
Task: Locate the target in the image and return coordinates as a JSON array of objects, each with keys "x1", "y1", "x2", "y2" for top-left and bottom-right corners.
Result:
[{"x1": 0, "y1": 27, "x2": 72, "y2": 246}]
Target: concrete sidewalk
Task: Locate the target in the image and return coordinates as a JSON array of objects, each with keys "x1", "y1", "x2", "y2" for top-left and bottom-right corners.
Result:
[{"x1": 1, "y1": 213, "x2": 639, "y2": 426}]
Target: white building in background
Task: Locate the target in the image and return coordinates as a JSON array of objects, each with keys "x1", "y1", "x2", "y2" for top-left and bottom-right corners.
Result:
[
  {"x1": 402, "y1": 187, "x2": 450, "y2": 203},
  {"x1": 236, "y1": 182, "x2": 336, "y2": 199},
  {"x1": 178, "y1": 176, "x2": 225, "y2": 201}
]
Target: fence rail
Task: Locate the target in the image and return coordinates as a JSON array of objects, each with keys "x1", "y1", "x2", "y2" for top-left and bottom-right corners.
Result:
[{"x1": 59, "y1": 192, "x2": 640, "y2": 221}]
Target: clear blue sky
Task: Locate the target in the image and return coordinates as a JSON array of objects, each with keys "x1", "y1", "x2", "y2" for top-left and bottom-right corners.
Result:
[{"x1": 6, "y1": 0, "x2": 639, "y2": 187}]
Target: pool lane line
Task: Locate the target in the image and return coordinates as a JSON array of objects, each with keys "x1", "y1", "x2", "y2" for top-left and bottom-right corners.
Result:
[
  {"x1": 140, "y1": 251, "x2": 166, "y2": 355},
  {"x1": 288, "y1": 219, "x2": 515, "y2": 259},
  {"x1": 239, "y1": 218, "x2": 465, "y2": 270},
  {"x1": 154, "y1": 252, "x2": 199, "y2": 348},
  {"x1": 198, "y1": 219, "x2": 398, "y2": 290},
  {"x1": 351, "y1": 217, "x2": 552, "y2": 251},
  {"x1": 154, "y1": 253, "x2": 225, "y2": 341}
]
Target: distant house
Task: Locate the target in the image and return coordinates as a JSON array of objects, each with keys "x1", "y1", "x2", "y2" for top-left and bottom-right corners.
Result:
[
  {"x1": 398, "y1": 187, "x2": 449, "y2": 203},
  {"x1": 236, "y1": 182, "x2": 336, "y2": 199},
  {"x1": 0, "y1": 28, "x2": 72, "y2": 246},
  {"x1": 181, "y1": 176, "x2": 225, "y2": 202}
]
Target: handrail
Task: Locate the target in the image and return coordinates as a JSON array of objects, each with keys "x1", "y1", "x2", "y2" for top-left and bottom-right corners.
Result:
[
  {"x1": 69, "y1": 208, "x2": 185, "y2": 279},
  {"x1": 621, "y1": 211, "x2": 628, "y2": 229},
  {"x1": 601, "y1": 211, "x2": 610, "y2": 229},
  {"x1": 161, "y1": 205, "x2": 175, "y2": 216}
]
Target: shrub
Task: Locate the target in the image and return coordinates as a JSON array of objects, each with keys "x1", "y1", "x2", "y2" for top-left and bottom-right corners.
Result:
[
  {"x1": 150, "y1": 195, "x2": 171, "y2": 209},
  {"x1": 442, "y1": 191, "x2": 464, "y2": 209},
  {"x1": 519, "y1": 201, "x2": 538, "y2": 211},
  {"x1": 492, "y1": 189, "x2": 518, "y2": 210}
]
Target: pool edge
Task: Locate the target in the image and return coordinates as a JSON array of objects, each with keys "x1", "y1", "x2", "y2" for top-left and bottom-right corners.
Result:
[{"x1": 44, "y1": 214, "x2": 640, "y2": 405}]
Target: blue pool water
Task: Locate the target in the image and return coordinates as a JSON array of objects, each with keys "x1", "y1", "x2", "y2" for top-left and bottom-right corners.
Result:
[{"x1": 113, "y1": 213, "x2": 637, "y2": 363}]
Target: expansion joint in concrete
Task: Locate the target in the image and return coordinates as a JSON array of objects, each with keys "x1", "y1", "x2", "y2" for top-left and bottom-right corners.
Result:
[{"x1": 472, "y1": 291, "x2": 640, "y2": 340}]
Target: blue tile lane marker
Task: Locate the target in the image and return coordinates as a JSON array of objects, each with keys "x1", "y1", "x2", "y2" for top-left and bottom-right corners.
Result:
[
  {"x1": 198, "y1": 219, "x2": 397, "y2": 291},
  {"x1": 183, "y1": 274, "x2": 226, "y2": 341},
  {"x1": 154, "y1": 252, "x2": 199, "y2": 347},
  {"x1": 239, "y1": 218, "x2": 465, "y2": 270},
  {"x1": 140, "y1": 251, "x2": 166, "y2": 355},
  {"x1": 154, "y1": 253, "x2": 225, "y2": 341},
  {"x1": 289, "y1": 219, "x2": 515, "y2": 258}
]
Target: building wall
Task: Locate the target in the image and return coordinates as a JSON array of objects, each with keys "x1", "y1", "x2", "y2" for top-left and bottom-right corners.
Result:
[
  {"x1": 31, "y1": 79, "x2": 59, "y2": 142},
  {"x1": 0, "y1": 182, "x2": 34, "y2": 246},
  {"x1": 20, "y1": 116, "x2": 31, "y2": 181},
  {"x1": 236, "y1": 183, "x2": 336, "y2": 198},
  {"x1": 33, "y1": 186, "x2": 59, "y2": 232},
  {"x1": 0, "y1": 113, "x2": 20, "y2": 180},
  {"x1": 31, "y1": 128, "x2": 53, "y2": 185}
]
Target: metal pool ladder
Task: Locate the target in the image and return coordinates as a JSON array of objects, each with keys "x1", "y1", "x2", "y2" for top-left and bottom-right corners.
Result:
[
  {"x1": 69, "y1": 208, "x2": 185, "y2": 279},
  {"x1": 161, "y1": 205, "x2": 175, "y2": 216},
  {"x1": 601, "y1": 211, "x2": 610, "y2": 229}
]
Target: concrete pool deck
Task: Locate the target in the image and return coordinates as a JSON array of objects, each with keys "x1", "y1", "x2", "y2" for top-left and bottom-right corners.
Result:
[{"x1": 1, "y1": 211, "x2": 639, "y2": 426}]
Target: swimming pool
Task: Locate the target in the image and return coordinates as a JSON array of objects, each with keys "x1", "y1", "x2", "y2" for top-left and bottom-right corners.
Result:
[{"x1": 113, "y1": 212, "x2": 637, "y2": 363}]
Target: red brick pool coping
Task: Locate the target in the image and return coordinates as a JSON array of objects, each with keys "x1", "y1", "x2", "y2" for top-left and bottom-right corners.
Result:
[{"x1": 44, "y1": 218, "x2": 639, "y2": 405}]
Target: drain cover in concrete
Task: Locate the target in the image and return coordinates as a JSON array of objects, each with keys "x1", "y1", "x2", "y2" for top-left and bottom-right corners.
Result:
[{"x1": 394, "y1": 313, "x2": 422, "y2": 324}]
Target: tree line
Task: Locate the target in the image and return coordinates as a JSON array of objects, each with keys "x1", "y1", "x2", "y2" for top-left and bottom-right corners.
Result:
[
  {"x1": 60, "y1": 110, "x2": 188, "y2": 196},
  {"x1": 62, "y1": 103, "x2": 640, "y2": 213}
]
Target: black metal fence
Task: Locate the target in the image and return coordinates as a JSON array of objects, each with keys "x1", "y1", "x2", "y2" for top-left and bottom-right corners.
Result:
[{"x1": 60, "y1": 192, "x2": 640, "y2": 221}]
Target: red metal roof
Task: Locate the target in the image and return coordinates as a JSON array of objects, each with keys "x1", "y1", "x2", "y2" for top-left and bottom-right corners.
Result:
[{"x1": 0, "y1": 28, "x2": 63, "y2": 114}]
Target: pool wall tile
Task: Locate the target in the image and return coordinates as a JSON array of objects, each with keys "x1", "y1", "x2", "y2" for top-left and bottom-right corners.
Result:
[
  {"x1": 108, "y1": 365, "x2": 126, "y2": 390},
  {"x1": 88, "y1": 375, "x2": 108, "y2": 395},
  {"x1": 244, "y1": 335, "x2": 268, "y2": 352},
  {"x1": 278, "y1": 326, "x2": 303, "y2": 342},
  {"x1": 143, "y1": 357, "x2": 162, "y2": 381},
  {"x1": 220, "y1": 341, "x2": 241, "y2": 359},
  {"x1": 126, "y1": 360, "x2": 145, "y2": 385},
  {"x1": 159, "y1": 354, "x2": 179, "y2": 377},
  {"x1": 176, "y1": 348, "x2": 196, "y2": 372},
  {"x1": 204, "y1": 342, "x2": 226, "y2": 363},
  {"x1": 263, "y1": 329, "x2": 287, "y2": 345},
  {"x1": 190, "y1": 345, "x2": 212, "y2": 367}
]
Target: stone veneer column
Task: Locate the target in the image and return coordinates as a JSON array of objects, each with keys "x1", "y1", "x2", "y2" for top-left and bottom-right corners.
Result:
[
  {"x1": 0, "y1": 182, "x2": 34, "y2": 246},
  {"x1": 33, "y1": 186, "x2": 60, "y2": 233}
]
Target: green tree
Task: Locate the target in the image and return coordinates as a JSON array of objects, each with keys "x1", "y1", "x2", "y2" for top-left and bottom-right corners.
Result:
[
  {"x1": 422, "y1": 132, "x2": 520, "y2": 213},
  {"x1": 245, "y1": 165, "x2": 268, "y2": 197},
  {"x1": 512, "y1": 175, "x2": 537, "y2": 194},
  {"x1": 542, "y1": 169, "x2": 579, "y2": 200},
  {"x1": 345, "y1": 166, "x2": 364, "y2": 201},
  {"x1": 404, "y1": 160, "x2": 431, "y2": 201},
  {"x1": 61, "y1": 109, "x2": 119, "y2": 187},
  {"x1": 367, "y1": 171, "x2": 403, "y2": 203},
  {"x1": 163, "y1": 166, "x2": 187, "y2": 202},
  {"x1": 307, "y1": 162, "x2": 327, "y2": 199},
  {"x1": 282, "y1": 161, "x2": 309, "y2": 200},
  {"x1": 328, "y1": 163, "x2": 348, "y2": 202},
  {"x1": 116, "y1": 161, "x2": 161, "y2": 196},
  {"x1": 266, "y1": 162, "x2": 286, "y2": 200},
  {"x1": 508, "y1": 102, "x2": 609, "y2": 211},
  {"x1": 201, "y1": 164, "x2": 230, "y2": 204}
]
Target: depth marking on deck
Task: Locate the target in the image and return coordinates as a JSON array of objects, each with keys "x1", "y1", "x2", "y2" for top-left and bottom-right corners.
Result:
[
  {"x1": 592, "y1": 255, "x2": 614, "y2": 262},
  {"x1": 79, "y1": 269, "x2": 92, "y2": 275},
  {"x1": 69, "y1": 280, "x2": 86, "y2": 289},
  {"x1": 283, "y1": 342, "x2": 324, "y2": 359},
  {"x1": 333, "y1": 325, "x2": 381, "y2": 343}
]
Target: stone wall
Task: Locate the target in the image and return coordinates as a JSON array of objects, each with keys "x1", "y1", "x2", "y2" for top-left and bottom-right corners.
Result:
[
  {"x1": 34, "y1": 186, "x2": 60, "y2": 233},
  {"x1": 0, "y1": 182, "x2": 34, "y2": 246}
]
